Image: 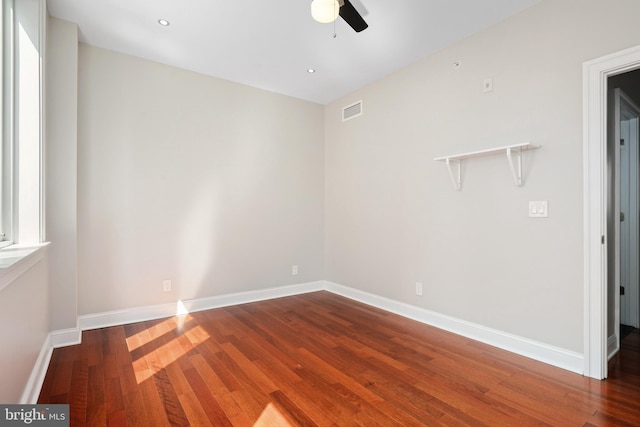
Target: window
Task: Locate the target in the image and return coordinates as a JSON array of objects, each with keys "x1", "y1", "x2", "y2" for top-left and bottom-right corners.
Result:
[
  {"x1": 0, "y1": 0, "x2": 46, "y2": 291},
  {"x1": 0, "y1": 0, "x2": 45, "y2": 249}
]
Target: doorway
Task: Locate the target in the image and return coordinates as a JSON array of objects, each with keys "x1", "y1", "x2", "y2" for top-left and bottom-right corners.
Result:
[
  {"x1": 583, "y1": 45, "x2": 640, "y2": 380},
  {"x1": 607, "y1": 79, "x2": 640, "y2": 361}
]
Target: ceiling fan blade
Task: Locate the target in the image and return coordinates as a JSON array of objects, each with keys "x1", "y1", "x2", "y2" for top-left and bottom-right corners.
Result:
[{"x1": 339, "y1": 0, "x2": 368, "y2": 32}]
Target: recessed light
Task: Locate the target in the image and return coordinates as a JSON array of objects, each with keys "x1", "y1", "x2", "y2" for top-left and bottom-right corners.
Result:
[
  {"x1": 307, "y1": 68, "x2": 316, "y2": 73},
  {"x1": 158, "y1": 19, "x2": 170, "y2": 26}
]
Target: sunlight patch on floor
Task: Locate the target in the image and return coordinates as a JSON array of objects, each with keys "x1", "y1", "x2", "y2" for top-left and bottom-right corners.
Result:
[
  {"x1": 125, "y1": 316, "x2": 210, "y2": 384},
  {"x1": 254, "y1": 403, "x2": 294, "y2": 427},
  {"x1": 125, "y1": 314, "x2": 196, "y2": 352},
  {"x1": 132, "y1": 324, "x2": 210, "y2": 383}
]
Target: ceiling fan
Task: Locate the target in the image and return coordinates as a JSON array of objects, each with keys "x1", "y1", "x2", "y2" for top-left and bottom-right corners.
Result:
[{"x1": 311, "y1": 0, "x2": 368, "y2": 33}]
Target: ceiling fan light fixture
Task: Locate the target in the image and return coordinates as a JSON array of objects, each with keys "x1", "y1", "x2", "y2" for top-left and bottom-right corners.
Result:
[{"x1": 311, "y1": 0, "x2": 340, "y2": 24}]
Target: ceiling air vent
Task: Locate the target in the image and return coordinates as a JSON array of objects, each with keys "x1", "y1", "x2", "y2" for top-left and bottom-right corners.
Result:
[{"x1": 342, "y1": 100, "x2": 363, "y2": 122}]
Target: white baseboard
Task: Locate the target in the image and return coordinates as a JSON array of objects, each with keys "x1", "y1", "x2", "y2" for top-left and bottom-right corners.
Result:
[
  {"x1": 325, "y1": 282, "x2": 584, "y2": 375},
  {"x1": 20, "y1": 333, "x2": 53, "y2": 404},
  {"x1": 50, "y1": 327, "x2": 82, "y2": 348},
  {"x1": 78, "y1": 281, "x2": 325, "y2": 331},
  {"x1": 60, "y1": 280, "x2": 582, "y2": 376}
]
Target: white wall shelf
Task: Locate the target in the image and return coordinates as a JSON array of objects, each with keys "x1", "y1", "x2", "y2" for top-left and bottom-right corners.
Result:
[{"x1": 434, "y1": 142, "x2": 540, "y2": 191}]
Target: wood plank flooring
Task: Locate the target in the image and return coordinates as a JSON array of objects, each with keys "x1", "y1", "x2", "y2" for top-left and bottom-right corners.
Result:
[{"x1": 38, "y1": 291, "x2": 640, "y2": 426}]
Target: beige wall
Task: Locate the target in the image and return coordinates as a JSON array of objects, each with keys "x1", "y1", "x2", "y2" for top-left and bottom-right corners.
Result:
[
  {"x1": 0, "y1": 256, "x2": 49, "y2": 402},
  {"x1": 46, "y1": 16, "x2": 78, "y2": 331},
  {"x1": 325, "y1": 0, "x2": 640, "y2": 353},
  {"x1": 77, "y1": 45, "x2": 325, "y2": 314}
]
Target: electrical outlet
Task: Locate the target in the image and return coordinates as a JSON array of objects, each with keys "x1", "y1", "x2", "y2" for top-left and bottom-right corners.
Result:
[
  {"x1": 163, "y1": 280, "x2": 172, "y2": 292},
  {"x1": 416, "y1": 282, "x2": 423, "y2": 296},
  {"x1": 292, "y1": 265, "x2": 299, "y2": 276}
]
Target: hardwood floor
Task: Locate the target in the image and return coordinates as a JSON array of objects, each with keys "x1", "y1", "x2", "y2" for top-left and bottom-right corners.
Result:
[{"x1": 38, "y1": 291, "x2": 640, "y2": 426}]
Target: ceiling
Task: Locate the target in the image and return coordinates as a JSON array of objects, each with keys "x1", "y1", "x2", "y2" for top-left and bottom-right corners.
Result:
[{"x1": 46, "y1": 0, "x2": 540, "y2": 105}]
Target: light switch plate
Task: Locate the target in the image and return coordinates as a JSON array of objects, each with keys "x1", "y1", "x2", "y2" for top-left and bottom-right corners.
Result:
[{"x1": 529, "y1": 201, "x2": 548, "y2": 218}]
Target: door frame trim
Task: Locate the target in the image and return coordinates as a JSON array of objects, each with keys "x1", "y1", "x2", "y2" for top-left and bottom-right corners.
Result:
[{"x1": 583, "y1": 45, "x2": 640, "y2": 379}]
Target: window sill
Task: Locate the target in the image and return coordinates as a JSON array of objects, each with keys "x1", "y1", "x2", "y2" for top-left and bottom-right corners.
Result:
[{"x1": 0, "y1": 243, "x2": 50, "y2": 293}]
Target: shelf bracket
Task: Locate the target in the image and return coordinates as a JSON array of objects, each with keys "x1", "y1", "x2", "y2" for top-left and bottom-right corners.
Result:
[
  {"x1": 445, "y1": 158, "x2": 461, "y2": 191},
  {"x1": 434, "y1": 142, "x2": 538, "y2": 191},
  {"x1": 506, "y1": 146, "x2": 523, "y2": 186}
]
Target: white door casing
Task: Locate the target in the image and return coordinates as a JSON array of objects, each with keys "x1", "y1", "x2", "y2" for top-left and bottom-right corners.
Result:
[{"x1": 584, "y1": 45, "x2": 640, "y2": 380}]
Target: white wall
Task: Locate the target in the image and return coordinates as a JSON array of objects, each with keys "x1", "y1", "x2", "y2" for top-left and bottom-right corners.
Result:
[
  {"x1": 77, "y1": 45, "x2": 325, "y2": 315},
  {"x1": 0, "y1": 255, "x2": 49, "y2": 403},
  {"x1": 46, "y1": 16, "x2": 78, "y2": 331},
  {"x1": 325, "y1": 0, "x2": 640, "y2": 353}
]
